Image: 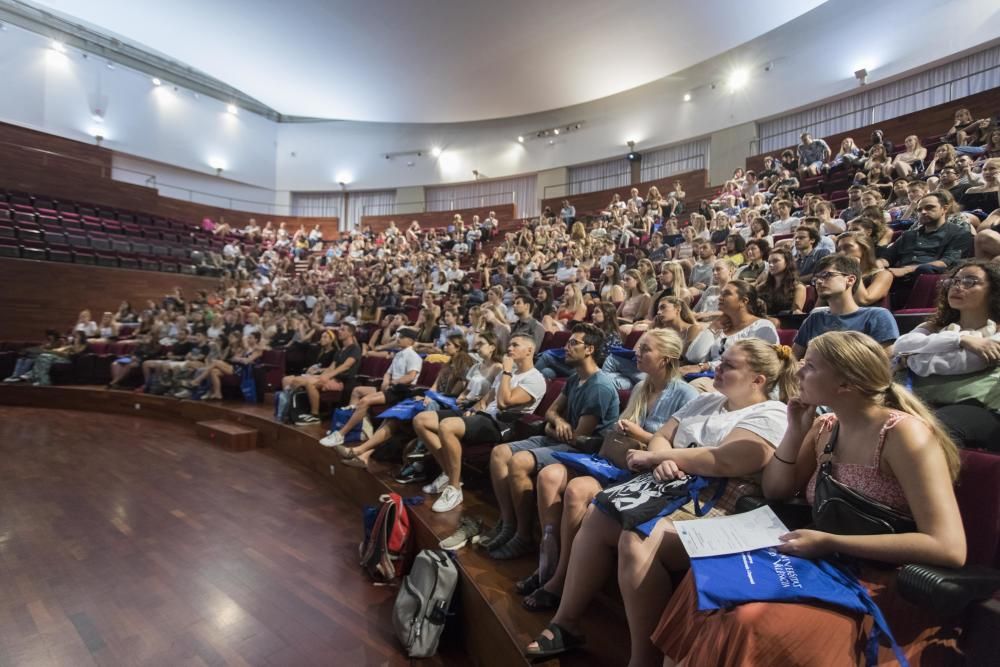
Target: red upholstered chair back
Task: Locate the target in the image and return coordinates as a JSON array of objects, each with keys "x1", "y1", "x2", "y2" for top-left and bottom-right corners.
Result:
[
  {"x1": 954, "y1": 449, "x2": 1000, "y2": 569},
  {"x1": 536, "y1": 379, "x2": 566, "y2": 417}
]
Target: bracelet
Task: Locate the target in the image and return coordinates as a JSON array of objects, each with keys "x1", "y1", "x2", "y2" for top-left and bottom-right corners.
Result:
[{"x1": 772, "y1": 452, "x2": 796, "y2": 465}]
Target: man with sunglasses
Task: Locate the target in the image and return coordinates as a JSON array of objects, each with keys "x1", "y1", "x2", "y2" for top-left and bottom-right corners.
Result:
[{"x1": 791, "y1": 254, "x2": 899, "y2": 360}]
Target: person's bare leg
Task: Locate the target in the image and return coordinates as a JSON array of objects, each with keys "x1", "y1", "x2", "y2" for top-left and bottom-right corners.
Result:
[
  {"x1": 618, "y1": 519, "x2": 688, "y2": 667},
  {"x1": 351, "y1": 421, "x2": 396, "y2": 461},
  {"x1": 509, "y1": 451, "x2": 540, "y2": 541},
  {"x1": 527, "y1": 507, "x2": 622, "y2": 648},
  {"x1": 338, "y1": 388, "x2": 380, "y2": 435},
  {"x1": 490, "y1": 444, "x2": 516, "y2": 525},
  {"x1": 536, "y1": 464, "x2": 568, "y2": 535},
  {"x1": 544, "y1": 476, "x2": 601, "y2": 594},
  {"x1": 437, "y1": 417, "x2": 467, "y2": 487},
  {"x1": 209, "y1": 368, "x2": 222, "y2": 397}
]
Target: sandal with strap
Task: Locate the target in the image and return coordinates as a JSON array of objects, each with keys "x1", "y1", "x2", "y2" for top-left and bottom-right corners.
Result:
[
  {"x1": 522, "y1": 587, "x2": 561, "y2": 612},
  {"x1": 524, "y1": 622, "x2": 585, "y2": 659},
  {"x1": 515, "y1": 571, "x2": 541, "y2": 596}
]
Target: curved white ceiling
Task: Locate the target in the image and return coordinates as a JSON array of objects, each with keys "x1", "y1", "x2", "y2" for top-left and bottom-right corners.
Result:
[{"x1": 31, "y1": 0, "x2": 826, "y2": 123}]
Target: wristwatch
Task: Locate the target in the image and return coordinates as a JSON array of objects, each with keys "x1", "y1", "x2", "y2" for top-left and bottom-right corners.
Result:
[{"x1": 502, "y1": 371, "x2": 513, "y2": 377}]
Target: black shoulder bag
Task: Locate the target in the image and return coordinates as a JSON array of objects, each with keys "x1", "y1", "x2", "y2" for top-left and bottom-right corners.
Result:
[{"x1": 812, "y1": 422, "x2": 917, "y2": 536}]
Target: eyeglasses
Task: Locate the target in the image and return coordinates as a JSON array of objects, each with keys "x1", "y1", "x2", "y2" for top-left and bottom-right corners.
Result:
[
  {"x1": 812, "y1": 271, "x2": 846, "y2": 283},
  {"x1": 565, "y1": 338, "x2": 586, "y2": 348},
  {"x1": 943, "y1": 276, "x2": 985, "y2": 291}
]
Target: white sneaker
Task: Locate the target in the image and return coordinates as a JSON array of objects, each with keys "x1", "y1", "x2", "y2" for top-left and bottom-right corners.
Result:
[
  {"x1": 319, "y1": 431, "x2": 344, "y2": 448},
  {"x1": 361, "y1": 416, "x2": 374, "y2": 441},
  {"x1": 432, "y1": 485, "x2": 463, "y2": 513},
  {"x1": 421, "y1": 473, "x2": 449, "y2": 495}
]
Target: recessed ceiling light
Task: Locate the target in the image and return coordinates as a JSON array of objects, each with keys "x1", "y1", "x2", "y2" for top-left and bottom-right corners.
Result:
[
  {"x1": 553, "y1": 128, "x2": 560, "y2": 135},
  {"x1": 151, "y1": 77, "x2": 162, "y2": 86},
  {"x1": 226, "y1": 103, "x2": 238, "y2": 115},
  {"x1": 727, "y1": 67, "x2": 749, "y2": 91},
  {"x1": 683, "y1": 93, "x2": 692, "y2": 102},
  {"x1": 517, "y1": 136, "x2": 524, "y2": 143},
  {"x1": 431, "y1": 147, "x2": 442, "y2": 157},
  {"x1": 51, "y1": 40, "x2": 66, "y2": 53},
  {"x1": 548, "y1": 139, "x2": 554, "y2": 145}
]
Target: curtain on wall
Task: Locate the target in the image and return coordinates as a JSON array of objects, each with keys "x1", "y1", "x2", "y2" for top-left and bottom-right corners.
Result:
[
  {"x1": 346, "y1": 190, "x2": 397, "y2": 230},
  {"x1": 567, "y1": 157, "x2": 630, "y2": 195},
  {"x1": 425, "y1": 175, "x2": 538, "y2": 217},
  {"x1": 290, "y1": 192, "x2": 343, "y2": 218},
  {"x1": 640, "y1": 139, "x2": 710, "y2": 181},
  {"x1": 758, "y1": 44, "x2": 1000, "y2": 153}
]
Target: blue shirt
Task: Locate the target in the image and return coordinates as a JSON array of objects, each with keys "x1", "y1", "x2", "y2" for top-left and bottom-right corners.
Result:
[
  {"x1": 638, "y1": 378, "x2": 699, "y2": 435},
  {"x1": 564, "y1": 370, "x2": 620, "y2": 435},
  {"x1": 793, "y1": 307, "x2": 899, "y2": 350}
]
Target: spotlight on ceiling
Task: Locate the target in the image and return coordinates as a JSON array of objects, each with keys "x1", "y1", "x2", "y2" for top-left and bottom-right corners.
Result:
[
  {"x1": 105, "y1": 60, "x2": 115, "y2": 70},
  {"x1": 727, "y1": 67, "x2": 749, "y2": 91},
  {"x1": 50, "y1": 40, "x2": 66, "y2": 53},
  {"x1": 151, "y1": 77, "x2": 162, "y2": 86},
  {"x1": 335, "y1": 171, "x2": 352, "y2": 184},
  {"x1": 854, "y1": 68, "x2": 868, "y2": 86},
  {"x1": 553, "y1": 128, "x2": 560, "y2": 135},
  {"x1": 431, "y1": 147, "x2": 442, "y2": 157},
  {"x1": 517, "y1": 135, "x2": 524, "y2": 143},
  {"x1": 683, "y1": 92, "x2": 692, "y2": 102},
  {"x1": 226, "y1": 103, "x2": 238, "y2": 115},
  {"x1": 208, "y1": 158, "x2": 226, "y2": 175},
  {"x1": 627, "y1": 140, "x2": 636, "y2": 151},
  {"x1": 548, "y1": 140, "x2": 554, "y2": 145}
]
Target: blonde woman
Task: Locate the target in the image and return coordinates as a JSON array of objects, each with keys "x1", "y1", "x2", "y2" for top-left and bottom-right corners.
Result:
[
  {"x1": 542, "y1": 284, "x2": 587, "y2": 333},
  {"x1": 631, "y1": 264, "x2": 693, "y2": 333},
  {"x1": 924, "y1": 143, "x2": 957, "y2": 181},
  {"x1": 892, "y1": 134, "x2": 927, "y2": 178},
  {"x1": 829, "y1": 137, "x2": 862, "y2": 171},
  {"x1": 636, "y1": 258, "x2": 658, "y2": 293},
  {"x1": 654, "y1": 331, "x2": 964, "y2": 666},
  {"x1": 522, "y1": 329, "x2": 698, "y2": 611},
  {"x1": 689, "y1": 213, "x2": 709, "y2": 241}
]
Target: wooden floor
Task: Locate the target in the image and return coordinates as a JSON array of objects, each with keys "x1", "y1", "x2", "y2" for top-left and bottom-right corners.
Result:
[{"x1": 0, "y1": 406, "x2": 456, "y2": 667}]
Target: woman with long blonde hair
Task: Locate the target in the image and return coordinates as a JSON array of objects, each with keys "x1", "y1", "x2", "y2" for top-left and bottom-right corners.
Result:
[
  {"x1": 523, "y1": 329, "x2": 698, "y2": 612},
  {"x1": 653, "y1": 330, "x2": 965, "y2": 666},
  {"x1": 618, "y1": 269, "x2": 653, "y2": 335},
  {"x1": 541, "y1": 283, "x2": 587, "y2": 333}
]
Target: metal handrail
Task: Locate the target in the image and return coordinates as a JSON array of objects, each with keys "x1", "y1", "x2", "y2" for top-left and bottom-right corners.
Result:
[
  {"x1": 543, "y1": 153, "x2": 707, "y2": 199},
  {"x1": 749, "y1": 61, "x2": 1000, "y2": 155},
  {"x1": 362, "y1": 190, "x2": 516, "y2": 216}
]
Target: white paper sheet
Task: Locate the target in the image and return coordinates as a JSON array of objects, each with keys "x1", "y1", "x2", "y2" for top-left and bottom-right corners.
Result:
[{"x1": 675, "y1": 505, "x2": 790, "y2": 558}]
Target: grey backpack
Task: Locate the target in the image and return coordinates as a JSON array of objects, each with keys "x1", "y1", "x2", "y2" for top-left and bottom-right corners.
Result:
[{"x1": 392, "y1": 549, "x2": 458, "y2": 658}]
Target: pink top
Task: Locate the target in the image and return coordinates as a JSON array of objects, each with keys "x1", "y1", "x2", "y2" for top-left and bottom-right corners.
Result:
[{"x1": 805, "y1": 411, "x2": 910, "y2": 513}]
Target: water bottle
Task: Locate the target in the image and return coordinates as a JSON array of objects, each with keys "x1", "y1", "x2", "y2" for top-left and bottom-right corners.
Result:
[{"x1": 538, "y1": 525, "x2": 558, "y2": 586}]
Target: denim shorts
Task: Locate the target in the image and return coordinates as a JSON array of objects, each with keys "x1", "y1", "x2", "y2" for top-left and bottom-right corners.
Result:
[{"x1": 507, "y1": 435, "x2": 575, "y2": 471}]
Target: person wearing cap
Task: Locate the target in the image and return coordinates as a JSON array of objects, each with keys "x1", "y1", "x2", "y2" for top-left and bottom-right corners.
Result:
[{"x1": 320, "y1": 326, "x2": 423, "y2": 448}]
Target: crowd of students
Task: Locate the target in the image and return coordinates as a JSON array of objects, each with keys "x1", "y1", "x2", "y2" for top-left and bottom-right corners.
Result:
[{"x1": 7, "y1": 111, "x2": 1000, "y2": 666}]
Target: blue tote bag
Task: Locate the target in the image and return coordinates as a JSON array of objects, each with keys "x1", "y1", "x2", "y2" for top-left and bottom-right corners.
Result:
[
  {"x1": 377, "y1": 398, "x2": 425, "y2": 421},
  {"x1": 550, "y1": 451, "x2": 632, "y2": 486},
  {"x1": 425, "y1": 390, "x2": 460, "y2": 411},
  {"x1": 330, "y1": 406, "x2": 366, "y2": 442},
  {"x1": 691, "y1": 548, "x2": 908, "y2": 666}
]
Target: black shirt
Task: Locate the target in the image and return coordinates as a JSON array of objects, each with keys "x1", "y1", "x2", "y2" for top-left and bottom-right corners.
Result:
[
  {"x1": 334, "y1": 343, "x2": 362, "y2": 380},
  {"x1": 882, "y1": 222, "x2": 972, "y2": 268}
]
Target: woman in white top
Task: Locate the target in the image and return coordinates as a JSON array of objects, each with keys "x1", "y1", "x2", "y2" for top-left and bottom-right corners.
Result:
[
  {"x1": 73, "y1": 309, "x2": 98, "y2": 338},
  {"x1": 526, "y1": 339, "x2": 797, "y2": 661},
  {"x1": 894, "y1": 260, "x2": 1000, "y2": 452},
  {"x1": 683, "y1": 279, "x2": 780, "y2": 380}
]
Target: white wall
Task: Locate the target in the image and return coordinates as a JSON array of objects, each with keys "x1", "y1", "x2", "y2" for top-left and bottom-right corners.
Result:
[{"x1": 1, "y1": 0, "x2": 999, "y2": 202}]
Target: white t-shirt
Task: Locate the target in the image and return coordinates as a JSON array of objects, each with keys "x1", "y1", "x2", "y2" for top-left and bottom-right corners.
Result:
[
  {"x1": 389, "y1": 346, "x2": 423, "y2": 382},
  {"x1": 669, "y1": 393, "x2": 788, "y2": 450},
  {"x1": 484, "y1": 368, "x2": 547, "y2": 416},
  {"x1": 769, "y1": 217, "x2": 800, "y2": 236},
  {"x1": 707, "y1": 319, "x2": 780, "y2": 367}
]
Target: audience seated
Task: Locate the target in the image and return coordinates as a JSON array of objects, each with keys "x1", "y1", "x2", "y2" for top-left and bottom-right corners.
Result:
[
  {"x1": 526, "y1": 339, "x2": 797, "y2": 661},
  {"x1": 482, "y1": 324, "x2": 619, "y2": 559},
  {"x1": 285, "y1": 324, "x2": 361, "y2": 425},
  {"x1": 653, "y1": 331, "x2": 965, "y2": 666}
]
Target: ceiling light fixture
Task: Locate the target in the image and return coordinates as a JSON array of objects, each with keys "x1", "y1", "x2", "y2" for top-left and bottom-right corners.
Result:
[
  {"x1": 683, "y1": 92, "x2": 692, "y2": 102},
  {"x1": 226, "y1": 103, "x2": 238, "y2": 115},
  {"x1": 152, "y1": 77, "x2": 161, "y2": 86},
  {"x1": 50, "y1": 40, "x2": 66, "y2": 53},
  {"x1": 431, "y1": 147, "x2": 442, "y2": 157},
  {"x1": 553, "y1": 128, "x2": 560, "y2": 135},
  {"x1": 854, "y1": 68, "x2": 868, "y2": 86},
  {"x1": 105, "y1": 61, "x2": 115, "y2": 70},
  {"x1": 727, "y1": 67, "x2": 749, "y2": 91},
  {"x1": 517, "y1": 136, "x2": 524, "y2": 143}
]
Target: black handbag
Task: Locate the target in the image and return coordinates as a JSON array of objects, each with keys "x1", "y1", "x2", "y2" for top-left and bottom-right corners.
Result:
[{"x1": 812, "y1": 422, "x2": 917, "y2": 536}]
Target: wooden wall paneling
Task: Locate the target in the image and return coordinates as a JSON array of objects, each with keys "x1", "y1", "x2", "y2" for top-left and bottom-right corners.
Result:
[
  {"x1": 359, "y1": 203, "x2": 517, "y2": 234},
  {"x1": 539, "y1": 168, "x2": 711, "y2": 219},
  {"x1": 0, "y1": 257, "x2": 220, "y2": 340},
  {"x1": 745, "y1": 87, "x2": 1000, "y2": 173},
  {"x1": 0, "y1": 121, "x2": 340, "y2": 237}
]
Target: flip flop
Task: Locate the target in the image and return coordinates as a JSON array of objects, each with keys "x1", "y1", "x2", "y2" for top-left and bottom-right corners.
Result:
[
  {"x1": 342, "y1": 455, "x2": 368, "y2": 469},
  {"x1": 522, "y1": 587, "x2": 561, "y2": 612},
  {"x1": 524, "y1": 622, "x2": 585, "y2": 659},
  {"x1": 515, "y1": 571, "x2": 541, "y2": 596}
]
